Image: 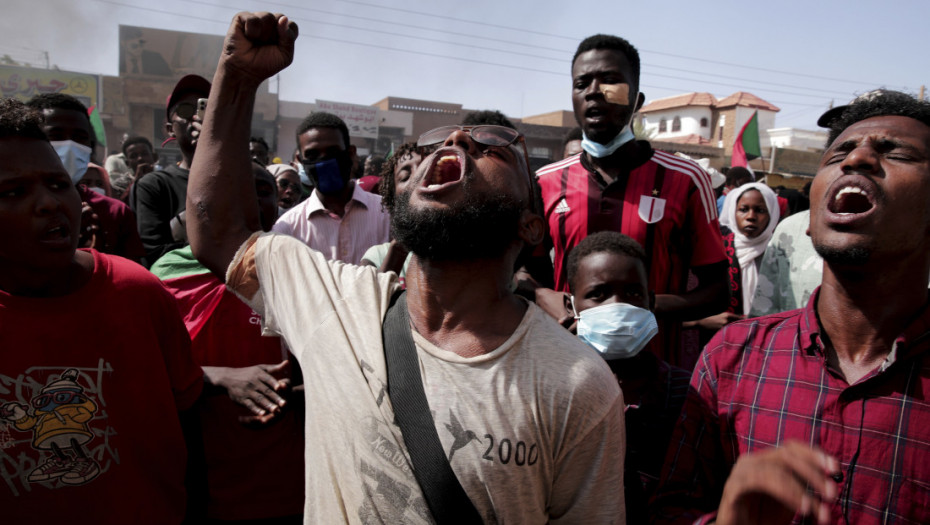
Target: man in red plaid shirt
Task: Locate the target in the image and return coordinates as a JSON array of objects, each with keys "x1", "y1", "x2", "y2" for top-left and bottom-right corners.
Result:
[{"x1": 652, "y1": 90, "x2": 930, "y2": 525}]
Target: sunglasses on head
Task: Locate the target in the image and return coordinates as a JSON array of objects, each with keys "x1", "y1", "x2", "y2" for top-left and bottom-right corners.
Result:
[{"x1": 416, "y1": 125, "x2": 532, "y2": 183}]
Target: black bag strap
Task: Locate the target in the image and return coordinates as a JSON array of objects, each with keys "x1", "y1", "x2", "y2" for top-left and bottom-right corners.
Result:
[{"x1": 381, "y1": 290, "x2": 482, "y2": 524}]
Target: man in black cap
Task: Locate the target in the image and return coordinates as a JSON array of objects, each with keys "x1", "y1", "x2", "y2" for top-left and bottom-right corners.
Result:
[{"x1": 131, "y1": 74, "x2": 210, "y2": 267}]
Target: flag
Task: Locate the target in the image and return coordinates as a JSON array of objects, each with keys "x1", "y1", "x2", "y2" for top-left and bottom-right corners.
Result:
[
  {"x1": 731, "y1": 110, "x2": 761, "y2": 167},
  {"x1": 385, "y1": 142, "x2": 395, "y2": 159},
  {"x1": 87, "y1": 105, "x2": 106, "y2": 146}
]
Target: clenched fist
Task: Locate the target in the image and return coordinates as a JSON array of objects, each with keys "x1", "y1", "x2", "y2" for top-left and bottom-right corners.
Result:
[{"x1": 220, "y1": 12, "x2": 299, "y2": 84}]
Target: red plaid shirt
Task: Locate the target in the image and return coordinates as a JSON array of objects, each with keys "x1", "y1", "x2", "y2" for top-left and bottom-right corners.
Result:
[{"x1": 652, "y1": 288, "x2": 930, "y2": 525}]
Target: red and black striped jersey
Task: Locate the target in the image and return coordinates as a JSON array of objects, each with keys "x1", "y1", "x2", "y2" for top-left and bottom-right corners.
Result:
[{"x1": 536, "y1": 142, "x2": 726, "y2": 365}]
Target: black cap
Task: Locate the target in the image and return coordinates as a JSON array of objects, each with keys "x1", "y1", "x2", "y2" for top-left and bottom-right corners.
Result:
[{"x1": 817, "y1": 89, "x2": 893, "y2": 128}]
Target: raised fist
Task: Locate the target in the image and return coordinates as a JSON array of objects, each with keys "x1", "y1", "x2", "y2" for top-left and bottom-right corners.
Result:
[{"x1": 220, "y1": 12, "x2": 299, "y2": 83}]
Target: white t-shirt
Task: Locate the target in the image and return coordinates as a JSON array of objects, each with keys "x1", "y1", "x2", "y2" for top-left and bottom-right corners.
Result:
[{"x1": 228, "y1": 232, "x2": 626, "y2": 524}]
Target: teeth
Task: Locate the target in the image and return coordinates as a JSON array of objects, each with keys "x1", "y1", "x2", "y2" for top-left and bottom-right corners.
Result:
[
  {"x1": 438, "y1": 155, "x2": 457, "y2": 164},
  {"x1": 835, "y1": 186, "x2": 866, "y2": 200},
  {"x1": 427, "y1": 184, "x2": 441, "y2": 190}
]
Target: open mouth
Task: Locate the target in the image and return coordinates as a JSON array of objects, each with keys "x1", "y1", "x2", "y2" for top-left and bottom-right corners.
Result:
[
  {"x1": 585, "y1": 106, "x2": 607, "y2": 120},
  {"x1": 39, "y1": 223, "x2": 72, "y2": 247},
  {"x1": 423, "y1": 152, "x2": 464, "y2": 191},
  {"x1": 827, "y1": 183, "x2": 875, "y2": 216}
]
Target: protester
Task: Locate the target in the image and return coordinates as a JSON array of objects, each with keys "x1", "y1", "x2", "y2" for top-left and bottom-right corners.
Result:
[
  {"x1": 249, "y1": 136, "x2": 271, "y2": 166},
  {"x1": 715, "y1": 166, "x2": 753, "y2": 215},
  {"x1": 562, "y1": 126, "x2": 583, "y2": 159},
  {"x1": 0, "y1": 97, "x2": 203, "y2": 524},
  {"x1": 267, "y1": 163, "x2": 302, "y2": 217},
  {"x1": 532, "y1": 34, "x2": 728, "y2": 367},
  {"x1": 186, "y1": 13, "x2": 626, "y2": 523},
  {"x1": 131, "y1": 74, "x2": 211, "y2": 267},
  {"x1": 690, "y1": 182, "x2": 780, "y2": 334},
  {"x1": 652, "y1": 89, "x2": 930, "y2": 524},
  {"x1": 80, "y1": 162, "x2": 111, "y2": 197},
  {"x1": 114, "y1": 135, "x2": 156, "y2": 201},
  {"x1": 151, "y1": 163, "x2": 304, "y2": 524},
  {"x1": 566, "y1": 231, "x2": 690, "y2": 524},
  {"x1": 749, "y1": 209, "x2": 823, "y2": 317},
  {"x1": 272, "y1": 111, "x2": 390, "y2": 264},
  {"x1": 27, "y1": 94, "x2": 145, "y2": 262},
  {"x1": 361, "y1": 142, "x2": 421, "y2": 285}
]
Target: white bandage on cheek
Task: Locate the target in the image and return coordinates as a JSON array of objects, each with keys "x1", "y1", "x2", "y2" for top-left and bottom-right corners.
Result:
[{"x1": 599, "y1": 83, "x2": 630, "y2": 106}]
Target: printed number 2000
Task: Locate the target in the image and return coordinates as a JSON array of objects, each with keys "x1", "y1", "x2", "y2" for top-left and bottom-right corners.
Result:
[{"x1": 482, "y1": 434, "x2": 538, "y2": 466}]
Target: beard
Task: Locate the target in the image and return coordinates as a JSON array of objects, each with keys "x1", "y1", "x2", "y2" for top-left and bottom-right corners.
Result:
[
  {"x1": 391, "y1": 187, "x2": 524, "y2": 261},
  {"x1": 813, "y1": 242, "x2": 871, "y2": 266}
]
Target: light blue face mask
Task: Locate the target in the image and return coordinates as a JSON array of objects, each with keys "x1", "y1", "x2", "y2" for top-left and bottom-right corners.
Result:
[
  {"x1": 580, "y1": 126, "x2": 635, "y2": 158},
  {"x1": 296, "y1": 161, "x2": 312, "y2": 187},
  {"x1": 573, "y1": 298, "x2": 658, "y2": 360},
  {"x1": 50, "y1": 140, "x2": 92, "y2": 184}
]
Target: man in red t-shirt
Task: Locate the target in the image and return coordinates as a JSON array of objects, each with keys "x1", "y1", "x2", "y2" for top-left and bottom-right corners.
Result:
[
  {"x1": 530, "y1": 34, "x2": 728, "y2": 366},
  {"x1": 0, "y1": 98, "x2": 204, "y2": 524}
]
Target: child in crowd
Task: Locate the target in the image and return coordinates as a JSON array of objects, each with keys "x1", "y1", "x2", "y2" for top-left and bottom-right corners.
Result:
[
  {"x1": 565, "y1": 231, "x2": 691, "y2": 524},
  {"x1": 0, "y1": 98, "x2": 203, "y2": 523}
]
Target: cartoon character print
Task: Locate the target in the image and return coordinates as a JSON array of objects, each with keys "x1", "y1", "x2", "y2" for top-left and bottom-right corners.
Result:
[{"x1": 1, "y1": 369, "x2": 101, "y2": 486}]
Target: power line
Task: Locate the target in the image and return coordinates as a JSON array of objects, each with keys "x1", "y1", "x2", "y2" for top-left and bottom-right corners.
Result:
[{"x1": 84, "y1": 0, "x2": 856, "y2": 113}]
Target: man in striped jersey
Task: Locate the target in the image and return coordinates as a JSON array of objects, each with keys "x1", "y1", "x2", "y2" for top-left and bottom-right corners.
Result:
[{"x1": 532, "y1": 34, "x2": 728, "y2": 367}]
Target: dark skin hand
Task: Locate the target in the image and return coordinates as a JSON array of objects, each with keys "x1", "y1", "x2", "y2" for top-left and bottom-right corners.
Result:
[
  {"x1": 78, "y1": 201, "x2": 99, "y2": 249},
  {"x1": 202, "y1": 360, "x2": 291, "y2": 425},
  {"x1": 716, "y1": 441, "x2": 840, "y2": 525},
  {"x1": 133, "y1": 162, "x2": 154, "y2": 181}
]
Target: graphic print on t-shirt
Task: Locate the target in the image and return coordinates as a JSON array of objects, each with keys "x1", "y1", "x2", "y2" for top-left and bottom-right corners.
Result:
[{"x1": 0, "y1": 364, "x2": 116, "y2": 495}]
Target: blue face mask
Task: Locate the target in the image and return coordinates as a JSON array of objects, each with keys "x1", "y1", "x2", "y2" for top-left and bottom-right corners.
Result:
[
  {"x1": 50, "y1": 140, "x2": 92, "y2": 183},
  {"x1": 573, "y1": 299, "x2": 658, "y2": 360},
  {"x1": 302, "y1": 152, "x2": 352, "y2": 195},
  {"x1": 581, "y1": 126, "x2": 635, "y2": 158}
]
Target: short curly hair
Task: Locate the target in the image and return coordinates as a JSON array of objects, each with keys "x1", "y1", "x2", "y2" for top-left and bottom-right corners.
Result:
[
  {"x1": 295, "y1": 112, "x2": 350, "y2": 153},
  {"x1": 461, "y1": 110, "x2": 516, "y2": 130},
  {"x1": 0, "y1": 98, "x2": 48, "y2": 140},
  {"x1": 379, "y1": 142, "x2": 419, "y2": 211},
  {"x1": 827, "y1": 90, "x2": 930, "y2": 146},
  {"x1": 572, "y1": 34, "x2": 641, "y2": 90},
  {"x1": 566, "y1": 231, "x2": 647, "y2": 292}
]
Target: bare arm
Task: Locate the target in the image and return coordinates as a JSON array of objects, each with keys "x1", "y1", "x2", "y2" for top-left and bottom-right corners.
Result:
[{"x1": 186, "y1": 12, "x2": 298, "y2": 278}]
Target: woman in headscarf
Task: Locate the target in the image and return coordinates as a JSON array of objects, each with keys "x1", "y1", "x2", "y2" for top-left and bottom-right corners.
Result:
[{"x1": 690, "y1": 182, "x2": 780, "y2": 333}]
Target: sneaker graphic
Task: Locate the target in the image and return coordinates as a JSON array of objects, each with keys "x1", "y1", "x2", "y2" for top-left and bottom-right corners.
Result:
[
  {"x1": 61, "y1": 458, "x2": 100, "y2": 485},
  {"x1": 555, "y1": 198, "x2": 571, "y2": 214},
  {"x1": 28, "y1": 457, "x2": 71, "y2": 482}
]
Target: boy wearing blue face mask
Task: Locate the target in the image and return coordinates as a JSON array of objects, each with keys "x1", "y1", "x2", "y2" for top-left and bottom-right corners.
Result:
[{"x1": 565, "y1": 231, "x2": 691, "y2": 523}]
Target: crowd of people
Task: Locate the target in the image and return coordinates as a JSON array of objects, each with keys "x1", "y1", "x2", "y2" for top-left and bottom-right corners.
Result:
[{"x1": 3, "y1": 10, "x2": 930, "y2": 525}]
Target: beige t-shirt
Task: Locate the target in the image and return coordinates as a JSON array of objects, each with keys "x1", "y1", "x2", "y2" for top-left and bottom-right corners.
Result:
[{"x1": 228, "y1": 232, "x2": 626, "y2": 524}]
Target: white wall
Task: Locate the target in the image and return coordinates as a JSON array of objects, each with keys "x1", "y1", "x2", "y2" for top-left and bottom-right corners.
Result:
[
  {"x1": 767, "y1": 127, "x2": 829, "y2": 151},
  {"x1": 642, "y1": 106, "x2": 714, "y2": 139}
]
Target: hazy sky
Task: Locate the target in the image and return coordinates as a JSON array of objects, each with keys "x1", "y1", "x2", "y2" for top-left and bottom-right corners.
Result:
[{"x1": 4, "y1": 0, "x2": 928, "y2": 130}]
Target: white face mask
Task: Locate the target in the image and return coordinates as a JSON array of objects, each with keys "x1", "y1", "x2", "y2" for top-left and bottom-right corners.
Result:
[
  {"x1": 50, "y1": 140, "x2": 92, "y2": 184},
  {"x1": 86, "y1": 186, "x2": 106, "y2": 196},
  {"x1": 572, "y1": 298, "x2": 658, "y2": 360}
]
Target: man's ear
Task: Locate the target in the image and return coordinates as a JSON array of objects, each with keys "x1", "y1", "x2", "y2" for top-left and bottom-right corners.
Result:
[
  {"x1": 518, "y1": 209, "x2": 546, "y2": 247},
  {"x1": 164, "y1": 120, "x2": 175, "y2": 139}
]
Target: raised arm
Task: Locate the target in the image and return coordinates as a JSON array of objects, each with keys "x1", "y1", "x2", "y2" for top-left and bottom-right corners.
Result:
[{"x1": 187, "y1": 12, "x2": 298, "y2": 277}]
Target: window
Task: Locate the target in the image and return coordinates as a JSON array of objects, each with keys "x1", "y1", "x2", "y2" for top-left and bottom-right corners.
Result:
[
  {"x1": 659, "y1": 119, "x2": 667, "y2": 132},
  {"x1": 700, "y1": 117, "x2": 708, "y2": 127},
  {"x1": 672, "y1": 116, "x2": 681, "y2": 132}
]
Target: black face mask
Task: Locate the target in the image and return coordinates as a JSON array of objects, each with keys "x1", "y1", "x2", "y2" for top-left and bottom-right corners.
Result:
[{"x1": 302, "y1": 150, "x2": 353, "y2": 195}]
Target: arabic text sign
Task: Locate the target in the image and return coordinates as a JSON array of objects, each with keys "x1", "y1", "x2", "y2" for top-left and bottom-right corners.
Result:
[
  {"x1": 0, "y1": 66, "x2": 98, "y2": 108},
  {"x1": 315, "y1": 100, "x2": 379, "y2": 139}
]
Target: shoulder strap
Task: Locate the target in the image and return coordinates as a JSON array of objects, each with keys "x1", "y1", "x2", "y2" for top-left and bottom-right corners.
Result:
[{"x1": 382, "y1": 290, "x2": 482, "y2": 524}]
